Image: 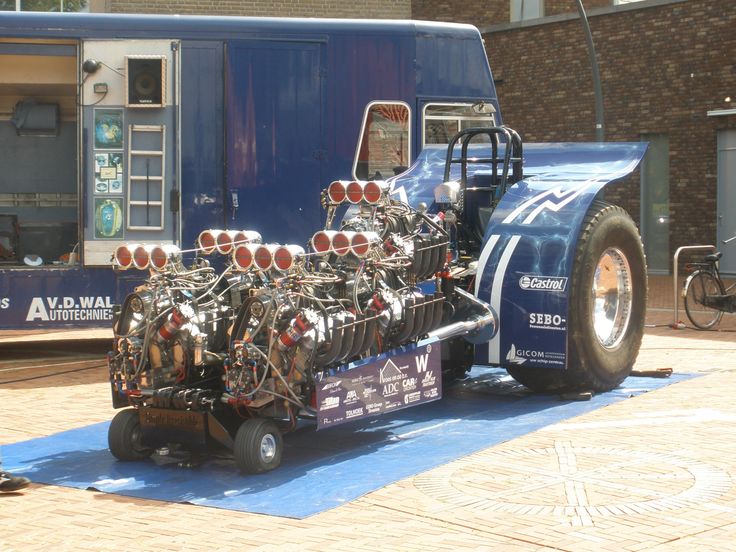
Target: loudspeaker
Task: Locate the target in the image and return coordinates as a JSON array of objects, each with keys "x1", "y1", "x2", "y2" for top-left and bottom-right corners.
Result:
[{"x1": 126, "y1": 56, "x2": 166, "y2": 108}]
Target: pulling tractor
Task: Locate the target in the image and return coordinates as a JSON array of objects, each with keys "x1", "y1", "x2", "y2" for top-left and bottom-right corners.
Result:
[{"x1": 107, "y1": 127, "x2": 646, "y2": 473}]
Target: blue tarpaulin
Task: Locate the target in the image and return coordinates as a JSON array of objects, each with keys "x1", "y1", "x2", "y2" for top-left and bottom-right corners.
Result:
[{"x1": 3, "y1": 368, "x2": 689, "y2": 518}]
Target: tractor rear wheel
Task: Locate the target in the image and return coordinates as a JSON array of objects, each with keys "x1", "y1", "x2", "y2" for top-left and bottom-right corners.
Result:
[{"x1": 507, "y1": 200, "x2": 647, "y2": 393}]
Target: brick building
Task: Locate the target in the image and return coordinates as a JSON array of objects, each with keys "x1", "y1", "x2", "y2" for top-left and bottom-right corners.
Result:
[
  {"x1": 100, "y1": 0, "x2": 410, "y2": 18},
  {"x1": 413, "y1": 0, "x2": 736, "y2": 274}
]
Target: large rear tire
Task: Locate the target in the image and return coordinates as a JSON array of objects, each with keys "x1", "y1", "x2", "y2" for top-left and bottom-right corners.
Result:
[
  {"x1": 684, "y1": 270, "x2": 724, "y2": 330},
  {"x1": 108, "y1": 408, "x2": 154, "y2": 461},
  {"x1": 507, "y1": 200, "x2": 647, "y2": 393}
]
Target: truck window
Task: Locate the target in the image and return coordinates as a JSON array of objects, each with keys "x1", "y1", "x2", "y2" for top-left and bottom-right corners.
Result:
[
  {"x1": 422, "y1": 103, "x2": 497, "y2": 147},
  {"x1": 354, "y1": 101, "x2": 410, "y2": 180}
]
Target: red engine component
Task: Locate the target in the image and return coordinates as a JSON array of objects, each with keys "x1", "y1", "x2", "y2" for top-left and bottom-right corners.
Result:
[
  {"x1": 157, "y1": 308, "x2": 187, "y2": 342},
  {"x1": 278, "y1": 311, "x2": 314, "y2": 350}
]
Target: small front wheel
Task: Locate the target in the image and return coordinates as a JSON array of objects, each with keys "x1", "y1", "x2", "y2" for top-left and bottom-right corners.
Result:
[
  {"x1": 233, "y1": 418, "x2": 283, "y2": 474},
  {"x1": 684, "y1": 270, "x2": 724, "y2": 330},
  {"x1": 108, "y1": 408, "x2": 154, "y2": 461}
]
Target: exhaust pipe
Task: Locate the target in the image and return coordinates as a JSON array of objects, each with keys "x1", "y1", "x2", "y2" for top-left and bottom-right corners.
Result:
[{"x1": 426, "y1": 288, "x2": 496, "y2": 344}]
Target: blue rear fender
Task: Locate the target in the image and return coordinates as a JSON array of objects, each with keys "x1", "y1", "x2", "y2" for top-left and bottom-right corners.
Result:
[{"x1": 392, "y1": 142, "x2": 648, "y2": 370}]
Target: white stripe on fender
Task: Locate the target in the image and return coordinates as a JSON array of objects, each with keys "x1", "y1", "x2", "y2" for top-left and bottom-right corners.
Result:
[
  {"x1": 502, "y1": 181, "x2": 594, "y2": 225},
  {"x1": 474, "y1": 234, "x2": 500, "y2": 298},
  {"x1": 487, "y1": 235, "x2": 521, "y2": 364},
  {"x1": 521, "y1": 182, "x2": 598, "y2": 224},
  {"x1": 502, "y1": 157, "x2": 642, "y2": 226}
]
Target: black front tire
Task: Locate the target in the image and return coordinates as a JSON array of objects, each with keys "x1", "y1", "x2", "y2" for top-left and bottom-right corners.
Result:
[
  {"x1": 507, "y1": 200, "x2": 647, "y2": 393},
  {"x1": 234, "y1": 418, "x2": 283, "y2": 474},
  {"x1": 108, "y1": 408, "x2": 154, "y2": 461}
]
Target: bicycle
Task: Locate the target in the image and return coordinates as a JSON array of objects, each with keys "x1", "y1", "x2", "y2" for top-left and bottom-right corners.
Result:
[{"x1": 682, "y1": 235, "x2": 736, "y2": 329}]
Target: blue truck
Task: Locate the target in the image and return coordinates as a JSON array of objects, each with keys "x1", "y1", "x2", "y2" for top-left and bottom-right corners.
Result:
[{"x1": 0, "y1": 12, "x2": 647, "y2": 473}]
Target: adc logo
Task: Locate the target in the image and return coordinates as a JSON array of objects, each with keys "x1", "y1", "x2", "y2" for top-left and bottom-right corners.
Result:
[{"x1": 519, "y1": 275, "x2": 568, "y2": 292}]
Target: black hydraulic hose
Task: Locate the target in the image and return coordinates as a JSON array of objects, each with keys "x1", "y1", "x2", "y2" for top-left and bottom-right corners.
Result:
[
  {"x1": 114, "y1": 294, "x2": 136, "y2": 336},
  {"x1": 417, "y1": 210, "x2": 449, "y2": 237},
  {"x1": 229, "y1": 296, "x2": 258, "y2": 347}
]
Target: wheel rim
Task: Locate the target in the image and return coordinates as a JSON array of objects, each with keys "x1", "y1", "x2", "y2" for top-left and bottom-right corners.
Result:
[
  {"x1": 260, "y1": 433, "x2": 277, "y2": 463},
  {"x1": 591, "y1": 247, "x2": 633, "y2": 348}
]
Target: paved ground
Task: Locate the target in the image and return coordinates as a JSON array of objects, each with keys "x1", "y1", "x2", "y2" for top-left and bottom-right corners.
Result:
[{"x1": 1, "y1": 275, "x2": 735, "y2": 551}]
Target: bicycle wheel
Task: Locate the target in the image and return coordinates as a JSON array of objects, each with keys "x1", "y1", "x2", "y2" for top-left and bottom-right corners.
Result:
[{"x1": 684, "y1": 270, "x2": 725, "y2": 330}]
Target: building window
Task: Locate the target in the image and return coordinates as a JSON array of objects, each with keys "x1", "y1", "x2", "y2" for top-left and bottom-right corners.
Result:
[
  {"x1": 0, "y1": 0, "x2": 88, "y2": 12},
  {"x1": 422, "y1": 102, "x2": 497, "y2": 148},
  {"x1": 510, "y1": 0, "x2": 543, "y2": 22},
  {"x1": 354, "y1": 102, "x2": 410, "y2": 180}
]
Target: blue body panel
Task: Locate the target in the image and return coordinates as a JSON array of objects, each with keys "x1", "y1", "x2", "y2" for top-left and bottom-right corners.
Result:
[
  {"x1": 225, "y1": 40, "x2": 324, "y2": 243},
  {"x1": 180, "y1": 41, "x2": 226, "y2": 254},
  {"x1": 392, "y1": 142, "x2": 648, "y2": 369}
]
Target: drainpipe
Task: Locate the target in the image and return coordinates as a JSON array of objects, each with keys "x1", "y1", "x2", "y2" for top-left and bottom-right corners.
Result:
[{"x1": 575, "y1": 0, "x2": 605, "y2": 142}]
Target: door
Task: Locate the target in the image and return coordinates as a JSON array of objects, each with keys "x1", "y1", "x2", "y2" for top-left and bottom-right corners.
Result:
[
  {"x1": 225, "y1": 40, "x2": 323, "y2": 244},
  {"x1": 717, "y1": 130, "x2": 736, "y2": 275},
  {"x1": 640, "y1": 134, "x2": 670, "y2": 274},
  {"x1": 180, "y1": 41, "x2": 225, "y2": 251}
]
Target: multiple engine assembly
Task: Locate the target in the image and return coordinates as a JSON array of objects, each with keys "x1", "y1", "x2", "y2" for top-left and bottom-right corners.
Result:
[{"x1": 107, "y1": 179, "x2": 495, "y2": 472}]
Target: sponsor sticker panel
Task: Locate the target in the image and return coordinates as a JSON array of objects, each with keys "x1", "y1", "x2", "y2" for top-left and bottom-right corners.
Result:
[
  {"x1": 497, "y1": 266, "x2": 570, "y2": 369},
  {"x1": 506, "y1": 343, "x2": 566, "y2": 368},
  {"x1": 24, "y1": 296, "x2": 115, "y2": 322},
  {"x1": 316, "y1": 339, "x2": 442, "y2": 429},
  {"x1": 518, "y1": 274, "x2": 568, "y2": 292}
]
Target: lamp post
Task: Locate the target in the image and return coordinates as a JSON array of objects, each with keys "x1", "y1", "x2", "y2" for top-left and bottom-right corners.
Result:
[{"x1": 575, "y1": 0, "x2": 605, "y2": 142}]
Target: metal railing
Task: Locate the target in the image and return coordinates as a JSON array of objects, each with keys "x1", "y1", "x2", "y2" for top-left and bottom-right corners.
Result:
[{"x1": 671, "y1": 245, "x2": 716, "y2": 329}]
